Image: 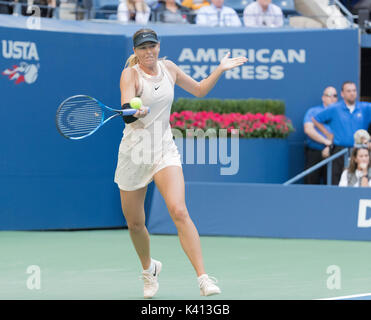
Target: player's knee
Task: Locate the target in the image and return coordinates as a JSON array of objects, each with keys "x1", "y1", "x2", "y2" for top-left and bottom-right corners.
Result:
[
  {"x1": 127, "y1": 220, "x2": 145, "y2": 233},
  {"x1": 170, "y1": 204, "x2": 189, "y2": 225}
]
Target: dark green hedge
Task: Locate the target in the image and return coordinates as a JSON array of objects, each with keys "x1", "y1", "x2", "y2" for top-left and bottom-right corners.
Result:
[{"x1": 171, "y1": 98, "x2": 285, "y2": 115}]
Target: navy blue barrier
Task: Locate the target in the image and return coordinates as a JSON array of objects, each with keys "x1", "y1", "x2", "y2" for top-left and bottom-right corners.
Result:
[
  {"x1": 0, "y1": 20, "x2": 128, "y2": 230},
  {"x1": 0, "y1": 16, "x2": 360, "y2": 231},
  {"x1": 147, "y1": 182, "x2": 371, "y2": 241}
]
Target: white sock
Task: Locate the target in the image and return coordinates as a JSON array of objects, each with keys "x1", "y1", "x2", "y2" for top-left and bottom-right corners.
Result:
[
  {"x1": 144, "y1": 259, "x2": 155, "y2": 274},
  {"x1": 197, "y1": 274, "x2": 208, "y2": 282}
]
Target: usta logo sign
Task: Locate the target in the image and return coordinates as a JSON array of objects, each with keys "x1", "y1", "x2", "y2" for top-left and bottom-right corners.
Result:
[{"x1": 1, "y1": 40, "x2": 39, "y2": 85}]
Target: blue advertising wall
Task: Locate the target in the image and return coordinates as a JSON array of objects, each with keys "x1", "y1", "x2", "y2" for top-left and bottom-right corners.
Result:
[
  {"x1": 0, "y1": 16, "x2": 364, "y2": 238},
  {"x1": 147, "y1": 182, "x2": 371, "y2": 241}
]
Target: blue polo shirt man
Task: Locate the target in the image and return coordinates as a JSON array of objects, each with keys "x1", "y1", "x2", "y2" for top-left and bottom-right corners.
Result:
[
  {"x1": 304, "y1": 106, "x2": 333, "y2": 149},
  {"x1": 303, "y1": 86, "x2": 337, "y2": 184},
  {"x1": 313, "y1": 81, "x2": 371, "y2": 184},
  {"x1": 314, "y1": 101, "x2": 371, "y2": 147}
]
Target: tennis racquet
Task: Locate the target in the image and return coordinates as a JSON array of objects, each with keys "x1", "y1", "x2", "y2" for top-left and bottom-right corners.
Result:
[{"x1": 55, "y1": 95, "x2": 148, "y2": 140}]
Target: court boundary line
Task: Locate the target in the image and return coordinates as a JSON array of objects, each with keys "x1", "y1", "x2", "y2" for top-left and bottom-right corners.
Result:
[{"x1": 316, "y1": 292, "x2": 371, "y2": 300}]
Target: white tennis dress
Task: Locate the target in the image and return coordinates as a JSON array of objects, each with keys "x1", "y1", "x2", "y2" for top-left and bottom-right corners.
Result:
[{"x1": 114, "y1": 60, "x2": 182, "y2": 191}]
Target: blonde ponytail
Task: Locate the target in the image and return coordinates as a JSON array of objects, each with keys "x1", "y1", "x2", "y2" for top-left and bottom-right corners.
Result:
[{"x1": 125, "y1": 54, "x2": 139, "y2": 68}]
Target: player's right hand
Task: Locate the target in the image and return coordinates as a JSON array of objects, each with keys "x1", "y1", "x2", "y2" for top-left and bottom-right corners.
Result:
[{"x1": 134, "y1": 106, "x2": 150, "y2": 118}]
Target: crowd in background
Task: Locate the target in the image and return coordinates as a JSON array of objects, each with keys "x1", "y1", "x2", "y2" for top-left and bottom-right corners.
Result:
[
  {"x1": 303, "y1": 81, "x2": 371, "y2": 188},
  {"x1": 1, "y1": 0, "x2": 370, "y2": 26},
  {"x1": 0, "y1": 0, "x2": 57, "y2": 17},
  {"x1": 0, "y1": 0, "x2": 286, "y2": 26},
  {"x1": 117, "y1": 0, "x2": 284, "y2": 26}
]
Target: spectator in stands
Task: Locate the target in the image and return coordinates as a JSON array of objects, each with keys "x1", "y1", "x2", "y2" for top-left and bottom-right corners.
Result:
[
  {"x1": 339, "y1": 147, "x2": 371, "y2": 187},
  {"x1": 82, "y1": 0, "x2": 93, "y2": 19},
  {"x1": 196, "y1": 0, "x2": 241, "y2": 27},
  {"x1": 243, "y1": 0, "x2": 283, "y2": 28},
  {"x1": 118, "y1": 0, "x2": 151, "y2": 24},
  {"x1": 151, "y1": 0, "x2": 190, "y2": 23},
  {"x1": 19, "y1": 0, "x2": 56, "y2": 17},
  {"x1": 181, "y1": 0, "x2": 209, "y2": 11},
  {"x1": 312, "y1": 81, "x2": 371, "y2": 185},
  {"x1": 303, "y1": 86, "x2": 338, "y2": 184}
]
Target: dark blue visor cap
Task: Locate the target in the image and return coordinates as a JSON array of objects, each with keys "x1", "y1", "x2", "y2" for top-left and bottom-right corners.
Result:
[{"x1": 133, "y1": 32, "x2": 159, "y2": 48}]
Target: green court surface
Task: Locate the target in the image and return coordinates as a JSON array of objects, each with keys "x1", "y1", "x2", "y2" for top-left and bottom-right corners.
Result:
[{"x1": 1, "y1": 229, "x2": 370, "y2": 300}]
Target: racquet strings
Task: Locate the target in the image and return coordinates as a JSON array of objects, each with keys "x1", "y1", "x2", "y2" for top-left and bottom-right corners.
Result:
[{"x1": 56, "y1": 96, "x2": 104, "y2": 139}]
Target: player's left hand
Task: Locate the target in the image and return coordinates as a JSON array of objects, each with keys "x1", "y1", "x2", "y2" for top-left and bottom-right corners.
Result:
[{"x1": 219, "y1": 52, "x2": 248, "y2": 72}]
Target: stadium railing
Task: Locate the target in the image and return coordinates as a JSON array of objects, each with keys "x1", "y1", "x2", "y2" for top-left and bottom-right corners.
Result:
[{"x1": 283, "y1": 148, "x2": 350, "y2": 186}]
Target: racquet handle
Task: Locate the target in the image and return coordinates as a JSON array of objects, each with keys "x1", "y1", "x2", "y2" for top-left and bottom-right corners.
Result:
[{"x1": 121, "y1": 107, "x2": 150, "y2": 116}]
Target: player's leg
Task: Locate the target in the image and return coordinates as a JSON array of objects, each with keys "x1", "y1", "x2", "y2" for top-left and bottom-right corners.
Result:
[
  {"x1": 120, "y1": 186, "x2": 151, "y2": 269},
  {"x1": 153, "y1": 166, "x2": 205, "y2": 275},
  {"x1": 120, "y1": 186, "x2": 162, "y2": 298},
  {"x1": 153, "y1": 166, "x2": 220, "y2": 296}
]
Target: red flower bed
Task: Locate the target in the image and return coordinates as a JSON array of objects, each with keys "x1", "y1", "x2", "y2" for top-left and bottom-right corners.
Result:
[{"x1": 170, "y1": 111, "x2": 294, "y2": 138}]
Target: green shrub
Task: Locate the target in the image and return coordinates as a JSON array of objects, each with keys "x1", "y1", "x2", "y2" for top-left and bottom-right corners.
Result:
[{"x1": 171, "y1": 98, "x2": 285, "y2": 115}]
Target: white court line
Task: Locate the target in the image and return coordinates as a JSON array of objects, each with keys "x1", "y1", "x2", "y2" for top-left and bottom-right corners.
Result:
[{"x1": 316, "y1": 293, "x2": 371, "y2": 300}]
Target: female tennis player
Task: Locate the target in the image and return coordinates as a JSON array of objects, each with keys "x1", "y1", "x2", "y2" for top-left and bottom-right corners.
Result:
[{"x1": 114, "y1": 28, "x2": 247, "y2": 298}]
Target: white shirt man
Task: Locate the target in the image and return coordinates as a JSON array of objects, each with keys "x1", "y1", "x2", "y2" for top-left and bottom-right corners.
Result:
[
  {"x1": 196, "y1": 0, "x2": 242, "y2": 27},
  {"x1": 243, "y1": 0, "x2": 283, "y2": 28}
]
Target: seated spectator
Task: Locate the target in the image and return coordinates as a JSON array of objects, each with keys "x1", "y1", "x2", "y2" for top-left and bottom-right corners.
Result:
[
  {"x1": 196, "y1": 0, "x2": 241, "y2": 27},
  {"x1": 118, "y1": 0, "x2": 151, "y2": 24},
  {"x1": 19, "y1": 0, "x2": 56, "y2": 18},
  {"x1": 181, "y1": 0, "x2": 209, "y2": 11},
  {"x1": 243, "y1": 0, "x2": 283, "y2": 28},
  {"x1": 151, "y1": 0, "x2": 190, "y2": 23},
  {"x1": 339, "y1": 147, "x2": 371, "y2": 187}
]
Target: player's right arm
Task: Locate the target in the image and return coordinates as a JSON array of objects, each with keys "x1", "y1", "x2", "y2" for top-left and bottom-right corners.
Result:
[
  {"x1": 120, "y1": 68, "x2": 137, "y2": 105},
  {"x1": 120, "y1": 68, "x2": 148, "y2": 118}
]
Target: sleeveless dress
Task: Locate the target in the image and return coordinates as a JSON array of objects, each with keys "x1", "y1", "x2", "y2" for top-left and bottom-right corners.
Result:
[{"x1": 114, "y1": 60, "x2": 182, "y2": 191}]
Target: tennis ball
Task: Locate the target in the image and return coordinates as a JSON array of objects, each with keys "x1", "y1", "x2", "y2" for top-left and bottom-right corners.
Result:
[{"x1": 130, "y1": 97, "x2": 142, "y2": 109}]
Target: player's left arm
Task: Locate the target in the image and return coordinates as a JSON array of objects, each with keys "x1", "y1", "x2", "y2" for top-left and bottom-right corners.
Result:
[{"x1": 164, "y1": 53, "x2": 247, "y2": 98}]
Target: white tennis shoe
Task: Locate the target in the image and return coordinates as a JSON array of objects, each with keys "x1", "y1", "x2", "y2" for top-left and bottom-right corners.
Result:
[
  {"x1": 141, "y1": 259, "x2": 162, "y2": 299},
  {"x1": 198, "y1": 274, "x2": 221, "y2": 296}
]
